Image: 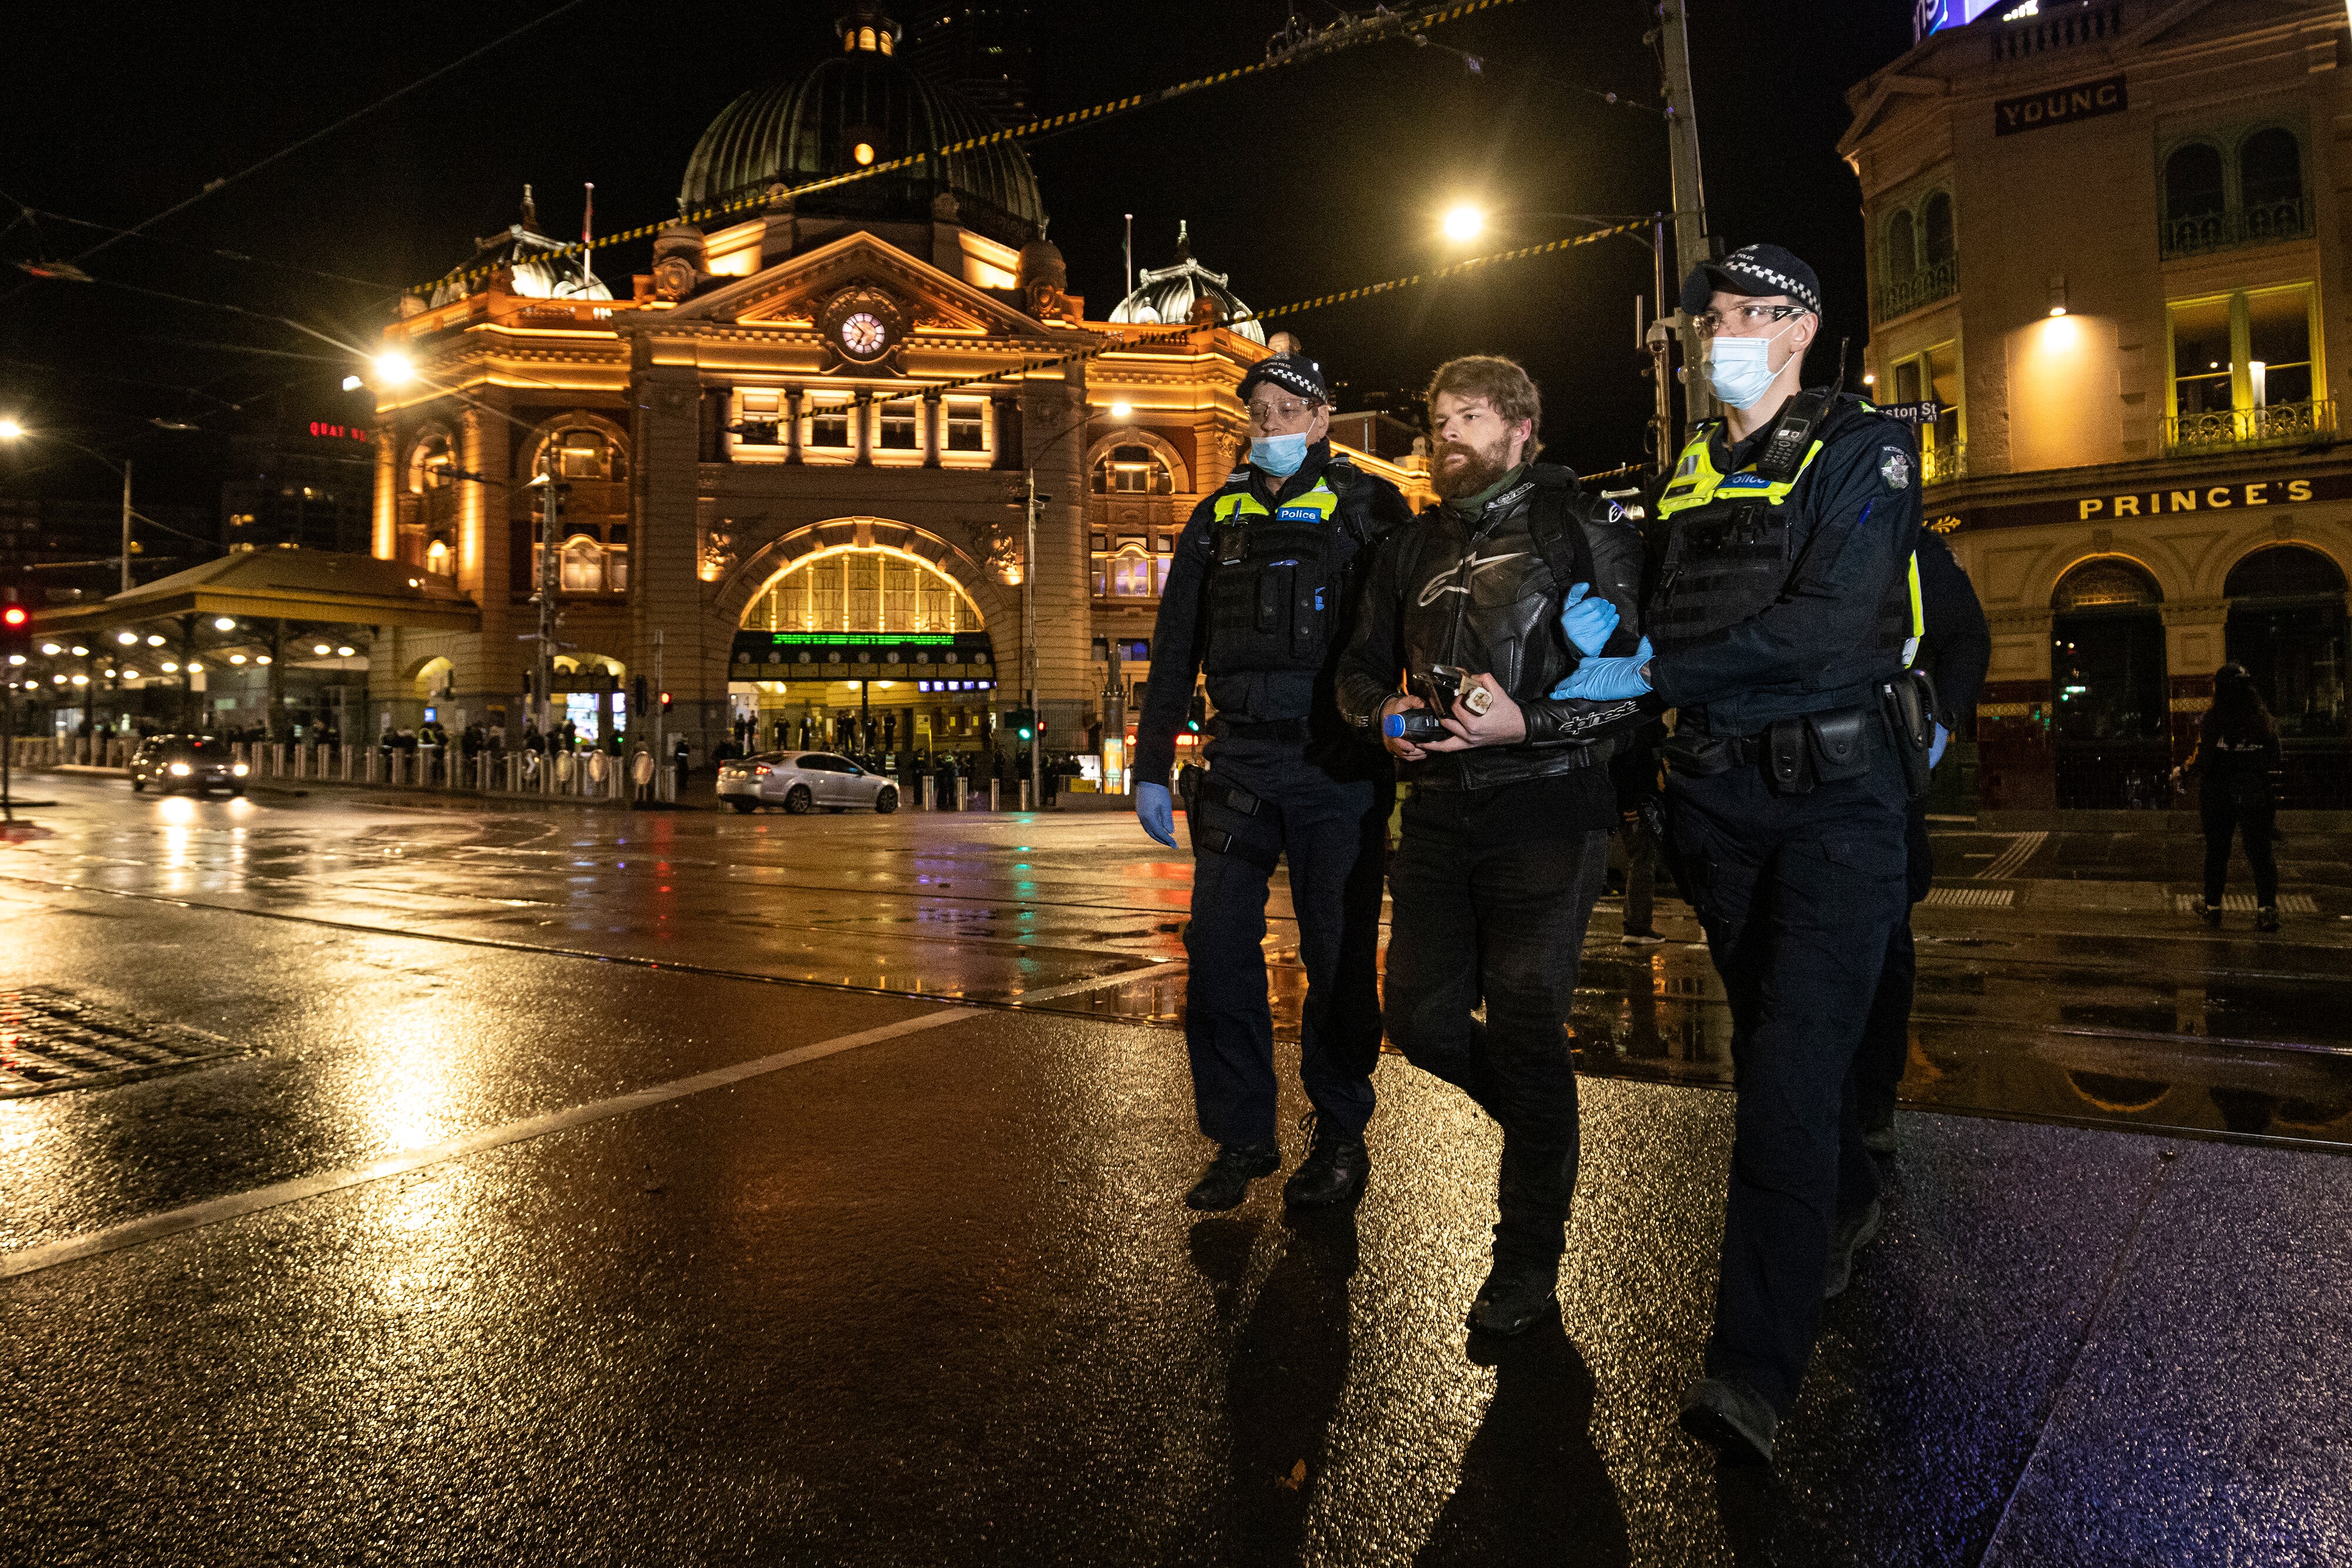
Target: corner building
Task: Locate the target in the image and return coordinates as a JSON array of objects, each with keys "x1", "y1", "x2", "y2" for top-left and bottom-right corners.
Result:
[
  {"x1": 370, "y1": 4, "x2": 1429, "y2": 760},
  {"x1": 1844, "y1": 0, "x2": 2352, "y2": 808}
]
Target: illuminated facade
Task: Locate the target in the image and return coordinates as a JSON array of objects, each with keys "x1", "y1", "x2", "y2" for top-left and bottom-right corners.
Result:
[
  {"x1": 1845, "y1": 0, "x2": 2352, "y2": 808},
  {"x1": 370, "y1": 2, "x2": 1427, "y2": 757}
]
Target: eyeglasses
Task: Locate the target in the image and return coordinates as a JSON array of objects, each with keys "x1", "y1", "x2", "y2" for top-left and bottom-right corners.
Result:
[
  {"x1": 1245, "y1": 398, "x2": 1322, "y2": 427},
  {"x1": 1692, "y1": 303, "x2": 1808, "y2": 339}
]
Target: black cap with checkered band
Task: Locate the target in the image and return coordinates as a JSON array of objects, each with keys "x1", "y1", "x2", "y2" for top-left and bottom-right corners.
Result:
[{"x1": 1679, "y1": 243, "x2": 1822, "y2": 317}]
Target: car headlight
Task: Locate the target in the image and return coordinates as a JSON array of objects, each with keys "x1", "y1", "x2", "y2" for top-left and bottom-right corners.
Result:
[
  {"x1": 169, "y1": 763, "x2": 192, "y2": 776},
  {"x1": 231, "y1": 764, "x2": 249, "y2": 776}
]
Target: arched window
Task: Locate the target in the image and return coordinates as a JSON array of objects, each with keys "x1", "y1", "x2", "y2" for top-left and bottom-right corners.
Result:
[
  {"x1": 2164, "y1": 142, "x2": 2227, "y2": 219},
  {"x1": 407, "y1": 434, "x2": 454, "y2": 494},
  {"x1": 1885, "y1": 208, "x2": 1917, "y2": 282},
  {"x1": 1091, "y1": 443, "x2": 1175, "y2": 496},
  {"x1": 2053, "y1": 557, "x2": 2162, "y2": 612},
  {"x1": 2240, "y1": 127, "x2": 2304, "y2": 238},
  {"x1": 559, "y1": 537, "x2": 626, "y2": 594},
  {"x1": 2224, "y1": 544, "x2": 2348, "y2": 740},
  {"x1": 1921, "y1": 191, "x2": 1955, "y2": 266},
  {"x1": 2050, "y1": 558, "x2": 2171, "y2": 804},
  {"x1": 741, "y1": 546, "x2": 982, "y2": 635}
]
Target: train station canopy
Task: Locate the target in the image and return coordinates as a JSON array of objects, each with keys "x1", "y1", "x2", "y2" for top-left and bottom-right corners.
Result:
[{"x1": 29, "y1": 550, "x2": 479, "y2": 636}]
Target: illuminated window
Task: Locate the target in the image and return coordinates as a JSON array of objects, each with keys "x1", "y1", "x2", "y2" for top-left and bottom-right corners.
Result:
[
  {"x1": 1091, "y1": 443, "x2": 1172, "y2": 495},
  {"x1": 2169, "y1": 285, "x2": 2320, "y2": 447},
  {"x1": 808, "y1": 402, "x2": 852, "y2": 448},
  {"x1": 558, "y1": 430, "x2": 609, "y2": 479},
  {"x1": 407, "y1": 434, "x2": 454, "y2": 493},
  {"x1": 945, "y1": 402, "x2": 987, "y2": 452},
  {"x1": 1889, "y1": 341, "x2": 1962, "y2": 477},
  {"x1": 742, "y1": 546, "x2": 980, "y2": 633}
]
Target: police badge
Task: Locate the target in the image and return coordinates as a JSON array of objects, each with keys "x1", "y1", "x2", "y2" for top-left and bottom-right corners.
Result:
[{"x1": 1879, "y1": 448, "x2": 1913, "y2": 490}]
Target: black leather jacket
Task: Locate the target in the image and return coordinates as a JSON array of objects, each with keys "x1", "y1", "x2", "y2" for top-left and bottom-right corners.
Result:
[{"x1": 1336, "y1": 464, "x2": 1646, "y2": 790}]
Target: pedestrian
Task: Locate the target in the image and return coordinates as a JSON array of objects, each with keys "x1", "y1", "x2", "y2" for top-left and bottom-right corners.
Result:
[
  {"x1": 1556, "y1": 244, "x2": 1929, "y2": 1463},
  {"x1": 2174, "y1": 663, "x2": 2283, "y2": 931},
  {"x1": 1855, "y1": 529, "x2": 1990, "y2": 1153},
  {"x1": 1338, "y1": 353, "x2": 1645, "y2": 1327},
  {"x1": 672, "y1": 735, "x2": 691, "y2": 795},
  {"x1": 1134, "y1": 349, "x2": 1414, "y2": 1216}
]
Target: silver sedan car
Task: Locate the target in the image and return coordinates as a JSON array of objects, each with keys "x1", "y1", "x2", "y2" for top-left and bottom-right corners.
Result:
[{"x1": 716, "y1": 751, "x2": 901, "y2": 815}]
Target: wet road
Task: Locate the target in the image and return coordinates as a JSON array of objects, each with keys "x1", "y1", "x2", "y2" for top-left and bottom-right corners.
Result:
[{"x1": 4, "y1": 777, "x2": 2350, "y2": 1564}]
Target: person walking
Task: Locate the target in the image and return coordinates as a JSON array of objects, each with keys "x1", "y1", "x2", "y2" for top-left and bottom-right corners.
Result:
[
  {"x1": 1556, "y1": 245, "x2": 1929, "y2": 1463},
  {"x1": 1136, "y1": 349, "x2": 1414, "y2": 1213},
  {"x1": 1338, "y1": 354, "x2": 1646, "y2": 1330},
  {"x1": 671, "y1": 735, "x2": 692, "y2": 797},
  {"x1": 1855, "y1": 528, "x2": 1989, "y2": 1153},
  {"x1": 2175, "y1": 663, "x2": 2283, "y2": 931}
]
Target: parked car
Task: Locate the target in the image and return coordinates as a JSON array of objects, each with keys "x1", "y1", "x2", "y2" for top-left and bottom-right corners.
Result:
[
  {"x1": 716, "y1": 751, "x2": 899, "y2": 815},
  {"x1": 129, "y1": 735, "x2": 248, "y2": 797}
]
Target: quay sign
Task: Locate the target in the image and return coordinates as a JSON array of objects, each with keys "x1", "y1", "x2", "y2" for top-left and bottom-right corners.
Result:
[{"x1": 1996, "y1": 74, "x2": 2127, "y2": 137}]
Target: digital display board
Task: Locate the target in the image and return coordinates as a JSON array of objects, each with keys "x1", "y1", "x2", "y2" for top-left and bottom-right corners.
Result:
[{"x1": 1916, "y1": 0, "x2": 2024, "y2": 39}]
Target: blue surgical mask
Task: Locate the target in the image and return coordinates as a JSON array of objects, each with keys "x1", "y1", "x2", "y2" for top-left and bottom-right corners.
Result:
[
  {"x1": 1703, "y1": 321, "x2": 1800, "y2": 410},
  {"x1": 1250, "y1": 433, "x2": 1309, "y2": 477}
]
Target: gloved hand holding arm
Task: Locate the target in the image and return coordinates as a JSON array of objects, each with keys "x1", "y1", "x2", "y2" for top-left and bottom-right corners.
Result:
[
  {"x1": 1135, "y1": 781, "x2": 1177, "y2": 848},
  {"x1": 1558, "y1": 582, "x2": 1621, "y2": 658},
  {"x1": 1551, "y1": 636, "x2": 1654, "y2": 702}
]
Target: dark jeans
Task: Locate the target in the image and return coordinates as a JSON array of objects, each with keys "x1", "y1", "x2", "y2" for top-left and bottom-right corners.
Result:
[
  {"x1": 2203, "y1": 794, "x2": 2279, "y2": 907},
  {"x1": 1183, "y1": 738, "x2": 1391, "y2": 1148},
  {"x1": 1856, "y1": 798, "x2": 1936, "y2": 1129},
  {"x1": 1384, "y1": 808, "x2": 1611, "y2": 1266},
  {"x1": 1668, "y1": 749, "x2": 1909, "y2": 1415}
]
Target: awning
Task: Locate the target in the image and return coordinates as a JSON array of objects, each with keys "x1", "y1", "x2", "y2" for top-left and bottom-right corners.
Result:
[{"x1": 27, "y1": 549, "x2": 480, "y2": 635}]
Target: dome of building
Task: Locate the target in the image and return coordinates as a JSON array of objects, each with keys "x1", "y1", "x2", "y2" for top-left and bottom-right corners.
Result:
[
  {"x1": 1107, "y1": 222, "x2": 1266, "y2": 345},
  {"x1": 680, "y1": 4, "x2": 1045, "y2": 252}
]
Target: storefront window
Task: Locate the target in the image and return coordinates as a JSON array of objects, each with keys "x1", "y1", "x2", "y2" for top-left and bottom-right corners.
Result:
[
  {"x1": 2052, "y1": 559, "x2": 2170, "y2": 807},
  {"x1": 2224, "y1": 546, "x2": 2348, "y2": 738}
]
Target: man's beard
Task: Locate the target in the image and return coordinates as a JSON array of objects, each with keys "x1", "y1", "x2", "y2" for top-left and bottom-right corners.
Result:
[{"x1": 1432, "y1": 436, "x2": 1515, "y2": 500}]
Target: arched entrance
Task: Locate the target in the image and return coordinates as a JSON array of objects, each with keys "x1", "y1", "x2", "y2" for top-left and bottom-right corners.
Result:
[
  {"x1": 731, "y1": 541, "x2": 997, "y2": 761},
  {"x1": 2051, "y1": 557, "x2": 2170, "y2": 808},
  {"x1": 2224, "y1": 544, "x2": 2349, "y2": 807}
]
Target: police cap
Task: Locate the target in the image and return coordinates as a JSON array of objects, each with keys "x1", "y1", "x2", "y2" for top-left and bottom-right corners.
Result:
[
  {"x1": 1238, "y1": 352, "x2": 1331, "y2": 406},
  {"x1": 1679, "y1": 243, "x2": 1822, "y2": 316}
]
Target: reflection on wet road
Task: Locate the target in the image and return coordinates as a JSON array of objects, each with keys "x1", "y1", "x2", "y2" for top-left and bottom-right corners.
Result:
[{"x1": 6, "y1": 777, "x2": 2350, "y2": 1148}]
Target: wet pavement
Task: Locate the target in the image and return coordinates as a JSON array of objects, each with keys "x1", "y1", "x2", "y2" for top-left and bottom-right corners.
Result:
[{"x1": 4, "y1": 775, "x2": 2350, "y2": 1564}]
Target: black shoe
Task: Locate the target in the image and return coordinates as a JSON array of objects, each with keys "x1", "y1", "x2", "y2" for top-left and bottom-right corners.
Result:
[
  {"x1": 1283, "y1": 1114, "x2": 1369, "y2": 1209},
  {"x1": 1823, "y1": 1196, "x2": 1886, "y2": 1300},
  {"x1": 1184, "y1": 1142, "x2": 1279, "y2": 1211},
  {"x1": 2256, "y1": 905, "x2": 2281, "y2": 933},
  {"x1": 1679, "y1": 1377, "x2": 1778, "y2": 1465},
  {"x1": 2200, "y1": 902, "x2": 2224, "y2": 928},
  {"x1": 1468, "y1": 1255, "x2": 1559, "y2": 1336}
]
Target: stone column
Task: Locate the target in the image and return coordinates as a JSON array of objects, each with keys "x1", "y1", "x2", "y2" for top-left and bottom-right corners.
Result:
[
  {"x1": 854, "y1": 391, "x2": 873, "y2": 466},
  {"x1": 923, "y1": 391, "x2": 942, "y2": 469},
  {"x1": 372, "y1": 415, "x2": 399, "y2": 560},
  {"x1": 992, "y1": 396, "x2": 1021, "y2": 469},
  {"x1": 1024, "y1": 369, "x2": 1094, "y2": 743},
  {"x1": 633, "y1": 343, "x2": 717, "y2": 761},
  {"x1": 786, "y1": 387, "x2": 804, "y2": 465}
]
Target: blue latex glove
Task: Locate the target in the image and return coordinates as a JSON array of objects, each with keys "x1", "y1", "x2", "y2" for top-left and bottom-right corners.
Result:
[
  {"x1": 1551, "y1": 637, "x2": 1653, "y2": 701},
  {"x1": 1929, "y1": 723, "x2": 1949, "y2": 769},
  {"x1": 1136, "y1": 781, "x2": 1177, "y2": 848},
  {"x1": 1558, "y1": 582, "x2": 1621, "y2": 658}
]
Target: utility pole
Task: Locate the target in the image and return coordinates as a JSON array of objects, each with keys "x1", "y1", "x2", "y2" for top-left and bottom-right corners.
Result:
[
  {"x1": 119, "y1": 459, "x2": 133, "y2": 594},
  {"x1": 1023, "y1": 470, "x2": 1041, "y2": 810},
  {"x1": 1655, "y1": 0, "x2": 1716, "y2": 430},
  {"x1": 534, "y1": 464, "x2": 563, "y2": 736},
  {"x1": 1646, "y1": 225, "x2": 1677, "y2": 474}
]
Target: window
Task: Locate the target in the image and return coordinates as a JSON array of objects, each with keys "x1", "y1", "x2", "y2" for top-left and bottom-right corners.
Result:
[
  {"x1": 1109, "y1": 545, "x2": 1155, "y2": 596},
  {"x1": 877, "y1": 401, "x2": 920, "y2": 450},
  {"x1": 2168, "y1": 285, "x2": 2326, "y2": 449},
  {"x1": 1875, "y1": 189, "x2": 1958, "y2": 322},
  {"x1": 1921, "y1": 191, "x2": 1955, "y2": 266},
  {"x1": 1886, "y1": 210, "x2": 1917, "y2": 281},
  {"x1": 552, "y1": 537, "x2": 627, "y2": 593},
  {"x1": 2161, "y1": 129, "x2": 2307, "y2": 257},
  {"x1": 945, "y1": 402, "x2": 987, "y2": 452},
  {"x1": 808, "y1": 402, "x2": 851, "y2": 448},
  {"x1": 741, "y1": 546, "x2": 980, "y2": 634},
  {"x1": 1091, "y1": 444, "x2": 1174, "y2": 495},
  {"x1": 1889, "y1": 341, "x2": 1962, "y2": 479}
]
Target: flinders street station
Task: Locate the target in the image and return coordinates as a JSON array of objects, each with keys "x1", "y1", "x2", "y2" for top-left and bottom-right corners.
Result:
[{"x1": 365, "y1": 1, "x2": 1431, "y2": 761}]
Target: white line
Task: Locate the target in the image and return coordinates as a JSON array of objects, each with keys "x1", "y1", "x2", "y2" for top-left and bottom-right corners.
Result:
[
  {"x1": 0, "y1": 1006, "x2": 974, "y2": 1282},
  {"x1": 1009, "y1": 962, "x2": 1184, "y2": 1004},
  {"x1": 1977, "y1": 830, "x2": 2047, "y2": 881}
]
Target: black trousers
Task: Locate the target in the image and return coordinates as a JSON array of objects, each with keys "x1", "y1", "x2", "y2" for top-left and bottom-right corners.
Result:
[
  {"x1": 1668, "y1": 748, "x2": 1909, "y2": 1415},
  {"x1": 1855, "y1": 798, "x2": 1936, "y2": 1128},
  {"x1": 1384, "y1": 807, "x2": 1611, "y2": 1266},
  {"x1": 1183, "y1": 738, "x2": 1391, "y2": 1148},
  {"x1": 2203, "y1": 794, "x2": 2279, "y2": 907}
]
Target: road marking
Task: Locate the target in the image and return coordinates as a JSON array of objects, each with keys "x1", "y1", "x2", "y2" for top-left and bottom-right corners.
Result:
[
  {"x1": 1009, "y1": 963, "x2": 1183, "y2": 1004},
  {"x1": 1977, "y1": 830, "x2": 2047, "y2": 881},
  {"x1": 0, "y1": 1006, "x2": 975, "y2": 1282}
]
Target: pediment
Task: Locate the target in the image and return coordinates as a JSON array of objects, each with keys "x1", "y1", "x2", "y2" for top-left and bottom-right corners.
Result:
[
  {"x1": 1841, "y1": 71, "x2": 1950, "y2": 154},
  {"x1": 664, "y1": 231, "x2": 1054, "y2": 339},
  {"x1": 2125, "y1": 0, "x2": 2310, "y2": 52}
]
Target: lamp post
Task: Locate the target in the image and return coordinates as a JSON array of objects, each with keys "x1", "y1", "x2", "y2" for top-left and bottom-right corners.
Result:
[{"x1": 1023, "y1": 399, "x2": 1099, "y2": 811}]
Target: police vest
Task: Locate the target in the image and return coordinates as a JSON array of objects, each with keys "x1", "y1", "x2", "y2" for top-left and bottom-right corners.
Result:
[
  {"x1": 1652, "y1": 406, "x2": 1925, "y2": 678},
  {"x1": 1201, "y1": 466, "x2": 1365, "y2": 678}
]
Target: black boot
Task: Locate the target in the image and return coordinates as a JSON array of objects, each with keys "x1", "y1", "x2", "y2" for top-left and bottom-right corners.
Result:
[
  {"x1": 1283, "y1": 1114, "x2": 1369, "y2": 1209},
  {"x1": 1185, "y1": 1142, "x2": 1279, "y2": 1211},
  {"x1": 1468, "y1": 1253, "x2": 1559, "y2": 1335},
  {"x1": 2257, "y1": 905, "x2": 2281, "y2": 932}
]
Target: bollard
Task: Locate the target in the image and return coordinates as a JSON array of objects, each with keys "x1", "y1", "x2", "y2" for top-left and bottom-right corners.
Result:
[
  {"x1": 956, "y1": 776, "x2": 970, "y2": 811},
  {"x1": 1020, "y1": 780, "x2": 1033, "y2": 811},
  {"x1": 988, "y1": 778, "x2": 1000, "y2": 811}
]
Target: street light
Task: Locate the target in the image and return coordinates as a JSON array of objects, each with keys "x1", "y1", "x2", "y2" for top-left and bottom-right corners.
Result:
[
  {"x1": 0, "y1": 417, "x2": 22, "y2": 440},
  {"x1": 212, "y1": 617, "x2": 236, "y2": 632},
  {"x1": 375, "y1": 350, "x2": 417, "y2": 387},
  {"x1": 1441, "y1": 203, "x2": 1485, "y2": 243}
]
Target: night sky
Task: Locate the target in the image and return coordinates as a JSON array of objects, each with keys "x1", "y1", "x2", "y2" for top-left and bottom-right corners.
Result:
[{"x1": 0, "y1": 0, "x2": 1916, "y2": 523}]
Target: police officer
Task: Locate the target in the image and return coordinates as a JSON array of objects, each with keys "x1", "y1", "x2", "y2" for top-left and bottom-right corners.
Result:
[
  {"x1": 1557, "y1": 245, "x2": 1927, "y2": 1463},
  {"x1": 1856, "y1": 529, "x2": 1988, "y2": 1154},
  {"x1": 1133, "y1": 350, "x2": 1414, "y2": 1212}
]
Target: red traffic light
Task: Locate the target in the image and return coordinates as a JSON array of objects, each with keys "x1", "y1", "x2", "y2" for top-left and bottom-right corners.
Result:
[{"x1": 1, "y1": 606, "x2": 26, "y2": 628}]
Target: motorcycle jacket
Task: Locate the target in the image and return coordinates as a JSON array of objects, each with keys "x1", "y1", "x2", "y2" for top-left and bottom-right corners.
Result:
[
  {"x1": 1647, "y1": 392, "x2": 1926, "y2": 736},
  {"x1": 1134, "y1": 440, "x2": 1413, "y2": 790},
  {"x1": 1336, "y1": 463, "x2": 1648, "y2": 791}
]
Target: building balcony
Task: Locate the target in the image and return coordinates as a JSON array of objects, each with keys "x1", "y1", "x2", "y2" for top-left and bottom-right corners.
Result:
[
  {"x1": 2160, "y1": 198, "x2": 2309, "y2": 261},
  {"x1": 1874, "y1": 256, "x2": 1958, "y2": 324},
  {"x1": 2164, "y1": 399, "x2": 2336, "y2": 454},
  {"x1": 1921, "y1": 440, "x2": 1967, "y2": 484}
]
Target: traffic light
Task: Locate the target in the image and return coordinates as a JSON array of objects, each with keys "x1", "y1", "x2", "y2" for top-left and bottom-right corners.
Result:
[
  {"x1": 1185, "y1": 694, "x2": 1206, "y2": 733},
  {"x1": 1, "y1": 601, "x2": 28, "y2": 665},
  {"x1": 660, "y1": 691, "x2": 673, "y2": 715},
  {"x1": 1007, "y1": 707, "x2": 1036, "y2": 743}
]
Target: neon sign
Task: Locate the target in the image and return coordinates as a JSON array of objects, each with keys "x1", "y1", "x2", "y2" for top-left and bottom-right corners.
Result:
[{"x1": 308, "y1": 422, "x2": 370, "y2": 442}]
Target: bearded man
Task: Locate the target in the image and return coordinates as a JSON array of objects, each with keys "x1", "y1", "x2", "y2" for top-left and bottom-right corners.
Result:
[{"x1": 1335, "y1": 355, "x2": 1647, "y2": 1333}]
